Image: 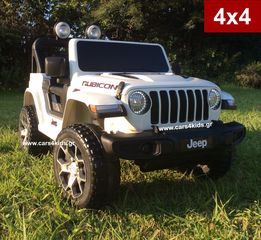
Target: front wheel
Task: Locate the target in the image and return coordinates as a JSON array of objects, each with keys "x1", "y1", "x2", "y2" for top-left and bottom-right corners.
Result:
[{"x1": 53, "y1": 124, "x2": 120, "y2": 208}]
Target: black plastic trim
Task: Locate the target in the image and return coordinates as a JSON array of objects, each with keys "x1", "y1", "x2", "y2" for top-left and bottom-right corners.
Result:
[
  {"x1": 195, "y1": 90, "x2": 203, "y2": 121},
  {"x1": 221, "y1": 100, "x2": 237, "y2": 110},
  {"x1": 160, "y1": 91, "x2": 169, "y2": 123},
  {"x1": 169, "y1": 90, "x2": 178, "y2": 123},
  {"x1": 150, "y1": 91, "x2": 159, "y2": 124},
  {"x1": 101, "y1": 121, "x2": 246, "y2": 160},
  {"x1": 202, "y1": 90, "x2": 209, "y2": 120},
  {"x1": 89, "y1": 105, "x2": 127, "y2": 119},
  {"x1": 178, "y1": 90, "x2": 187, "y2": 122}
]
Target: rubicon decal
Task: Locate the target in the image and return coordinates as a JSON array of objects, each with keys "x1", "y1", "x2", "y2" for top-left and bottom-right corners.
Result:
[{"x1": 82, "y1": 81, "x2": 118, "y2": 90}]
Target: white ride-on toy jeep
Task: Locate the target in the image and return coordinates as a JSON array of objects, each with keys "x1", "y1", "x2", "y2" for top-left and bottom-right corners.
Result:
[{"x1": 19, "y1": 22, "x2": 245, "y2": 208}]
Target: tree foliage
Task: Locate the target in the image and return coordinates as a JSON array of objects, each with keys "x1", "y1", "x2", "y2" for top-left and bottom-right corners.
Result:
[{"x1": 0, "y1": 0, "x2": 260, "y2": 89}]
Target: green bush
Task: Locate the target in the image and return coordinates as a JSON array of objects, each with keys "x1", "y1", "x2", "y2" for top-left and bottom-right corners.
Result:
[
  {"x1": 0, "y1": 66, "x2": 25, "y2": 90},
  {"x1": 235, "y1": 62, "x2": 261, "y2": 88},
  {"x1": 174, "y1": 49, "x2": 242, "y2": 83}
]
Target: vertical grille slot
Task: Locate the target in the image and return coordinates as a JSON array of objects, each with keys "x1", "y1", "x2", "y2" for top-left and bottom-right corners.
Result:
[
  {"x1": 202, "y1": 90, "x2": 209, "y2": 120},
  {"x1": 178, "y1": 90, "x2": 187, "y2": 122},
  {"x1": 195, "y1": 90, "x2": 203, "y2": 121},
  {"x1": 160, "y1": 91, "x2": 169, "y2": 124},
  {"x1": 150, "y1": 91, "x2": 159, "y2": 124},
  {"x1": 169, "y1": 90, "x2": 178, "y2": 123},
  {"x1": 187, "y1": 90, "x2": 195, "y2": 121},
  {"x1": 150, "y1": 89, "x2": 209, "y2": 125}
]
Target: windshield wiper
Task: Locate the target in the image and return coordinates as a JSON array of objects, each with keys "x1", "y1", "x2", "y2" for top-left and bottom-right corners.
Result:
[{"x1": 110, "y1": 73, "x2": 139, "y2": 79}]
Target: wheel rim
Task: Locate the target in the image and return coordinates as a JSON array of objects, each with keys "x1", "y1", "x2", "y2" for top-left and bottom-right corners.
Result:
[
  {"x1": 19, "y1": 114, "x2": 29, "y2": 146},
  {"x1": 56, "y1": 140, "x2": 87, "y2": 198}
]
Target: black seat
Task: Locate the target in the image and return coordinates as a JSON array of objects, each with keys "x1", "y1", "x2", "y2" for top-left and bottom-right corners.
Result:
[
  {"x1": 32, "y1": 37, "x2": 69, "y2": 73},
  {"x1": 33, "y1": 38, "x2": 70, "y2": 114}
]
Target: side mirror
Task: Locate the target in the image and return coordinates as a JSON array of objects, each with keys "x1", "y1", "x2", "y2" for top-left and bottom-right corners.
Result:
[
  {"x1": 172, "y1": 63, "x2": 181, "y2": 75},
  {"x1": 45, "y1": 57, "x2": 67, "y2": 77}
]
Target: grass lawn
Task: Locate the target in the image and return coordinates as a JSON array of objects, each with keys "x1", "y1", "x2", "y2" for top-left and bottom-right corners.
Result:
[{"x1": 0, "y1": 85, "x2": 260, "y2": 239}]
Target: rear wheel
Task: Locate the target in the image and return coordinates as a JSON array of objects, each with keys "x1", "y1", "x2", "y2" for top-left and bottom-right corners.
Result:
[
  {"x1": 19, "y1": 105, "x2": 50, "y2": 156},
  {"x1": 53, "y1": 124, "x2": 120, "y2": 208}
]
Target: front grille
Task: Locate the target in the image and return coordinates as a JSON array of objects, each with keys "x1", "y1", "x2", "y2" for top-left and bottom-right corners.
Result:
[{"x1": 149, "y1": 89, "x2": 209, "y2": 124}]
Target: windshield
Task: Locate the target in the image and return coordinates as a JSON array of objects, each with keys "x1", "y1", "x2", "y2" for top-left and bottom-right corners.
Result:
[{"x1": 77, "y1": 41, "x2": 170, "y2": 73}]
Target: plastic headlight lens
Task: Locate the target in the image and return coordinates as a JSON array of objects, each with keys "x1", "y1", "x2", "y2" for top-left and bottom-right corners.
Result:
[
  {"x1": 54, "y1": 22, "x2": 71, "y2": 39},
  {"x1": 129, "y1": 91, "x2": 151, "y2": 115},
  {"x1": 86, "y1": 25, "x2": 101, "y2": 39},
  {"x1": 208, "y1": 89, "x2": 221, "y2": 110}
]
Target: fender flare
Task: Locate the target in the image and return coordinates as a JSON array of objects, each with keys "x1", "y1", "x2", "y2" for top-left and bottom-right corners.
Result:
[
  {"x1": 23, "y1": 89, "x2": 35, "y2": 106},
  {"x1": 62, "y1": 99, "x2": 92, "y2": 128},
  {"x1": 62, "y1": 91, "x2": 123, "y2": 128}
]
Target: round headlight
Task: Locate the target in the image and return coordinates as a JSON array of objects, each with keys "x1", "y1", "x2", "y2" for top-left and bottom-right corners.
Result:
[
  {"x1": 208, "y1": 89, "x2": 221, "y2": 110},
  {"x1": 54, "y1": 22, "x2": 71, "y2": 39},
  {"x1": 129, "y1": 91, "x2": 151, "y2": 115},
  {"x1": 86, "y1": 25, "x2": 101, "y2": 39}
]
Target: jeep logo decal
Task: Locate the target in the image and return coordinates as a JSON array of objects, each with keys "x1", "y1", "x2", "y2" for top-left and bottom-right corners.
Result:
[
  {"x1": 82, "y1": 81, "x2": 118, "y2": 90},
  {"x1": 187, "y1": 139, "x2": 208, "y2": 149}
]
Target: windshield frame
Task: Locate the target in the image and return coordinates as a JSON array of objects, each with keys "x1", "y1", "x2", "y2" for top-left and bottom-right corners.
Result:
[{"x1": 73, "y1": 39, "x2": 171, "y2": 74}]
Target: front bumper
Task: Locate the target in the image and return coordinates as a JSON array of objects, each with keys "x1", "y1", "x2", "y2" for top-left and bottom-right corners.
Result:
[{"x1": 101, "y1": 121, "x2": 245, "y2": 160}]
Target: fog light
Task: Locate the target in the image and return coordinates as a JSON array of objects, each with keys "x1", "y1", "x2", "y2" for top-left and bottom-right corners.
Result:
[
  {"x1": 86, "y1": 25, "x2": 101, "y2": 39},
  {"x1": 54, "y1": 22, "x2": 71, "y2": 39},
  {"x1": 141, "y1": 143, "x2": 153, "y2": 154}
]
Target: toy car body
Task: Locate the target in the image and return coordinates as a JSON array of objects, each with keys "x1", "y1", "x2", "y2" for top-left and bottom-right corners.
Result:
[{"x1": 19, "y1": 23, "x2": 245, "y2": 208}]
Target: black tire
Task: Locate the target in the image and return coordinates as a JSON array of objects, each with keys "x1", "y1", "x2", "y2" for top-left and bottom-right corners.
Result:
[
  {"x1": 19, "y1": 105, "x2": 50, "y2": 156},
  {"x1": 176, "y1": 147, "x2": 235, "y2": 179},
  {"x1": 53, "y1": 124, "x2": 120, "y2": 208}
]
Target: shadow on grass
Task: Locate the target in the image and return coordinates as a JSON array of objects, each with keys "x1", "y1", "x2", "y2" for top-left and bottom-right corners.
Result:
[{"x1": 112, "y1": 129, "x2": 260, "y2": 217}]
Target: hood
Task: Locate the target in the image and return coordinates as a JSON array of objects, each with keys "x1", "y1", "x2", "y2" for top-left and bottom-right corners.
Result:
[
  {"x1": 72, "y1": 72, "x2": 218, "y2": 96},
  {"x1": 98, "y1": 73, "x2": 217, "y2": 89}
]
